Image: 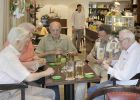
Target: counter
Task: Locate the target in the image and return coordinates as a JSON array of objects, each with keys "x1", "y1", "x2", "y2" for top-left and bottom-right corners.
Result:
[{"x1": 85, "y1": 28, "x2": 98, "y2": 55}]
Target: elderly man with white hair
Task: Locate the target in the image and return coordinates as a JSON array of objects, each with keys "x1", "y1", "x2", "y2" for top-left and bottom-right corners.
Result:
[
  {"x1": 4, "y1": 23, "x2": 45, "y2": 72},
  {"x1": 88, "y1": 29, "x2": 140, "y2": 100},
  {"x1": 0, "y1": 27, "x2": 55, "y2": 100}
]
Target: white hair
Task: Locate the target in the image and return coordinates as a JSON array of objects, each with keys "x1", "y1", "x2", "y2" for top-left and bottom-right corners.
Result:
[
  {"x1": 18, "y1": 23, "x2": 35, "y2": 33},
  {"x1": 37, "y1": 22, "x2": 43, "y2": 28},
  {"x1": 119, "y1": 29, "x2": 135, "y2": 42},
  {"x1": 8, "y1": 27, "x2": 29, "y2": 45}
]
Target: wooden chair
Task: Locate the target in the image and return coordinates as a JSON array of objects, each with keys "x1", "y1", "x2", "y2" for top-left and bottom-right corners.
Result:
[
  {"x1": 0, "y1": 83, "x2": 28, "y2": 100},
  {"x1": 87, "y1": 85, "x2": 140, "y2": 100}
]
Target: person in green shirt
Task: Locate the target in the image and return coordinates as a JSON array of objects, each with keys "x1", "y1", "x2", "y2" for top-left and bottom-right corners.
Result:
[
  {"x1": 35, "y1": 21, "x2": 78, "y2": 100},
  {"x1": 36, "y1": 21, "x2": 77, "y2": 60}
]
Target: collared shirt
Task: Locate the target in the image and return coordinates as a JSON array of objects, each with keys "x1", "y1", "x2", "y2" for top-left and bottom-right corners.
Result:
[
  {"x1": 0, "y1": 45, "x2": 30, "y2": 84},
  {"x1": 35, "y1": 34, "x2": 77, "y2": 62},
  {"x1": 89, "y1": 35, "x2": 120, "y2": 60},
  {"x1": 71, "y1": 11, "x2": 85, "y2": 29},
  {"x1": 108, "y1": 41, "x2": 140, "y2": 81}
]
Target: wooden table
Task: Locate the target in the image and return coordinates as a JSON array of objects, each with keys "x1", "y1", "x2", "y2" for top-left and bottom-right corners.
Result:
[{"x1": 45, "y1": 64, "x2": 100, "y2": 100}]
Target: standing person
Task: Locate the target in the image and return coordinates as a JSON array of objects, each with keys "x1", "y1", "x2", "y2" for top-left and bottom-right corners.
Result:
[
  {"x1": 0, "y1": 27, "x2": 55, "y2": 100},
  {"x1": 36, "y1": 21, "x2": 77, "y2": 100},
  {"x1": 87, "y1": 24, "x2": 120, "y2": 83},
  {"x1": 72, "y1": 4, "x2": 85, "y2": 53},
  {"x1": 88, "y1": 29, "x2": 140, "y2": 100}
]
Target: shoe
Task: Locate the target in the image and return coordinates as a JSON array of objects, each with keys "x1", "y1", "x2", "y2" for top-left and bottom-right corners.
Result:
[{"x1": 78, "y1": 50, "x2": 82, "y2": 53}]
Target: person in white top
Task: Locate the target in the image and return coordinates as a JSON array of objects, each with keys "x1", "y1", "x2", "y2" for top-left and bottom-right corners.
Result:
[
  {"x1": 0, "y1": 27, "x2": 55, "y2": 100},
  {"x1": 88, "y1": 29, "x2": 140, "y2": 100},
  {"x1": 72, "y1": 4, "x2": 85, "y2": 53}
]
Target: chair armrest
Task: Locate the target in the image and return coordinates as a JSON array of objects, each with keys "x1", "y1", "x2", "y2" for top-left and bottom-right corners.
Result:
[
  {"x1": 0, "y1": 82, "x2": 28, "y2": 90},
  {"x1": 86, "y1": 86, "x2": 140, "y2": 100}
]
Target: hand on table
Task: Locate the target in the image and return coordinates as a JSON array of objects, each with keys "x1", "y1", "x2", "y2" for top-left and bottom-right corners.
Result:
[{"x1": 44, "y1": 67, "x2": 55, "y2": 76}]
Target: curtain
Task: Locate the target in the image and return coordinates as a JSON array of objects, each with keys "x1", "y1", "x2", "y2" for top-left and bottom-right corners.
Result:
[{"x1": 0, "y1": 0, "x2": 10, "y2": 50}]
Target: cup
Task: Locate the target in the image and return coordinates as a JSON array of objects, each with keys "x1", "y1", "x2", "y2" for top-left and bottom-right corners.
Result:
[
  {"x1": 56, "y1": 54, "x2": 61, "y2": 63},
  {"x1": 75, "y1": 60, "x2": 84, "y2": 79},
  {"x1": 65, "y1": 61, "x2": 75, "y2": 80}
]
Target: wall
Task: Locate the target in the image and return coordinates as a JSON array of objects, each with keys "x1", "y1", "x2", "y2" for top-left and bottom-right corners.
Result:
[
  {"x1": 0, "y1": 0, "x2": 28, "y2": 49},
  {"x1": 36, "y1": 0, "x2": 130, "y2": 37},
  {"x1": 0, "y1": 0, "x2": 10, "y2": 50}
]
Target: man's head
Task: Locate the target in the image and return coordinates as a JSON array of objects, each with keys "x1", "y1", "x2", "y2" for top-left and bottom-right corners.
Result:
[
  {"x1": 77, "y1": 4, "x2": 82, "y2": 12},
  {"x1": 18, "y1": 23, "x2": 35, "y2": 38},
  {"x1": 18, "y1": 23, "x2": 35, "y2": 33},
  {"x1": 119, "y1": 29, "x2": 135, "y2": 50},
  {"x1": 49, "y1": 21, "x2": 61, "y2": 39},
  {"x1": 8, "y1": 27, "x2": 31, "y2": 52},
  {"x1": 98, "y1": 24, "x2": 111, "y2": 40}
]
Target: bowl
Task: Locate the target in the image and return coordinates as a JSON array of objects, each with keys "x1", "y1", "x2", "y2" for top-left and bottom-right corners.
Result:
[
  {"x1": 84, "y1": 73, "x2": 95, "y2": 78},
  {"x1": 52, "y1": 75, "x2": 62, "y2": 80},
  {"x1": 48, "y1": 62, "x2": 61, "y2": 67}
]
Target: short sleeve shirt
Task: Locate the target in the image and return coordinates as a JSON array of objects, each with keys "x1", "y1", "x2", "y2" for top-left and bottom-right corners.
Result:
[
  {"x1": 90, "y1": 35, "x2": 120, "y2": 60},
  {"x1": 36, "y1": 34, "x2": 77, "y2": 62},
  {"x1": 0, "y1": 45, "x2": 30, "y2": 84}
]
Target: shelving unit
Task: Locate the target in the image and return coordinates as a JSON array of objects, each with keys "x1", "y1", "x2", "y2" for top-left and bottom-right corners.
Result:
[
  {"x1": 89, "y1": 8, "x2": 109, "y2": 22},
  {"x1": 88, "y1": 2, "x2": 110, "y2": 24}
]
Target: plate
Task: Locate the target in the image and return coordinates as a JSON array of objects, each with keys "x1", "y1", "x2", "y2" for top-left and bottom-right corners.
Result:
[
  {"x1": 48, "y1": 62, "x2": 61, "y2": 67},
  {"x1": 52, "y1": 76, "x2": 62, "y2": 80},
  {"x1": 84, "y1": 73, "x2": 94, "y2": 75},
  {"x1": 84, "y1": 73, "x2": 95, "y2": 78}
]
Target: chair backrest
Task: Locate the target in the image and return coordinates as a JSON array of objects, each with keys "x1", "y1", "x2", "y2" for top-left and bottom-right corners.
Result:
[
  {"x1": 86, "y1": 86, "x2": 140, "y2": 100},
  {"x1": 0, "y1": 83, "x2": 28, "y2": 100},
  {"x1": 107, "y1": 92, "x2": 140, "y2": 100}
]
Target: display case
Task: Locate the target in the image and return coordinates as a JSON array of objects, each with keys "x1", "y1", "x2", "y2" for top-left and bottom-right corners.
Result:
[{"x1": 105, "y1": 16, "x2": 134, "y2": 31}]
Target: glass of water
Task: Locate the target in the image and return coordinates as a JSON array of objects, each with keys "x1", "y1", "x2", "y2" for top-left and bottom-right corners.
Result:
[
  {"x1": 75, "y1": 60, "x2": 84, "y2": 79},
  {"x1": 65, "y1": 61, "x2": 75, "y2": 80}
]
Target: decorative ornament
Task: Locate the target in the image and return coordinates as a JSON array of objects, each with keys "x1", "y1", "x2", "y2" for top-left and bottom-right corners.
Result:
[{"x1": 10, "y1": 0, "x2": 26, "y2": 19}]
